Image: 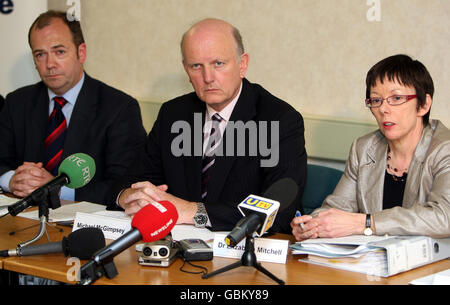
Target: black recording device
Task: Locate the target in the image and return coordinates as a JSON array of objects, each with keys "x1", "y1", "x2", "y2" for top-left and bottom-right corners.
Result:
[{"x1": 179, "y1": 238, "x2": 213, "y2": 261}]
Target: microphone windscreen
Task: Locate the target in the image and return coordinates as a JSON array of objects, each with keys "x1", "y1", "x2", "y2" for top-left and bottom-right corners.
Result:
[
  {"x1": 58, "y1": 153, "x2": 96, "y2": 189},
  {"x1": 263, "y1": 177, "x2": 298, "y2": 212},
  {"x1": 66, "y1": 227, "x2": 106, "y2": 260},
  {"x1": 131, "y1": 201, "x2": 178, "y2": 243}
]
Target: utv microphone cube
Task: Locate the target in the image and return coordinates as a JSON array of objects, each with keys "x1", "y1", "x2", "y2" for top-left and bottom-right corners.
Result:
[{"x1": 237, "y1": 194, "x2": 280, "y2": 236}]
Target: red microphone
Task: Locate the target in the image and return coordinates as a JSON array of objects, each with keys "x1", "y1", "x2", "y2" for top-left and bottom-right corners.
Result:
[
  {"x1": 132, "y1": 200, "x2": 178, "y2": 242},
  {"x1": 79, "y1": 201, "x2": 178, "y2": 285}
]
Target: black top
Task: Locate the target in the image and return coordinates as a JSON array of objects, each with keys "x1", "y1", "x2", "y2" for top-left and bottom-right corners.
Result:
[{"x1": 383, "y1": 170, "x2": 407, "y2": 209}]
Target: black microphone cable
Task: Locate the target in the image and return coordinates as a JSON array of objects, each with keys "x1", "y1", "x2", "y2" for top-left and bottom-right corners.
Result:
[{"x1": 174, "y1": 241, "x2": 209, "y2": 276}]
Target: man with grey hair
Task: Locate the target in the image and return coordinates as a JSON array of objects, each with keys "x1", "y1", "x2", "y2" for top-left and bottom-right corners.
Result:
[{"x1": 110, "y1": 18, "x2": 307, "y2": 233}]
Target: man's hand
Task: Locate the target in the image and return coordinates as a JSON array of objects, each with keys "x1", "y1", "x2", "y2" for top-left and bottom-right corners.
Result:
[
  {"x1": 9, "y1": 162, "x2": 54, "y2": 198},
  {"x1": 118, "y1": 181, "x2": 197, "y2": 224}
]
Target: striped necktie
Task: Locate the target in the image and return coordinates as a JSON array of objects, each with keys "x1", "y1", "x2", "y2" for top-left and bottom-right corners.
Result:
[
  {"x1": 201, "y1": 113, "x2": 223, "y2": 200},
  {"x1": 44, "y1": 97, "x2": 68, "y2": 176}
]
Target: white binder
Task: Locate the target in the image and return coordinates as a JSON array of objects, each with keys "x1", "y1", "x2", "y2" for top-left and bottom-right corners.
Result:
[
  {"x1": 369, "y1": 236, "x2": 450, "y2": 277},
  {"x1": 294, "y1": 235, "x2": 450, "y2": 277}
]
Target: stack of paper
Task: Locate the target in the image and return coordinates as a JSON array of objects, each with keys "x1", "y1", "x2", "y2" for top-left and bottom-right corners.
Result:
[
  {"x1": 290, "y1": 235, "x2": 394, "y2": 277},
  {"x1": 19, "y1": 201, "x2": 106, "y2": 222}
]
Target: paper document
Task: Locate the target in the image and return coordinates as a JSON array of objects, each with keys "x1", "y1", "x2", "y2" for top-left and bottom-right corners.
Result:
[
  {"x1": 0, "y1": 194, "x2": 20, "y2": 207},
  {"x1": 301, "y1": 249, "x2": 388, "y2": 276},
  {"x1": 170, "y1": 224, "x2": 224, "y2": 243},
  {"x1": 93, "y1": 210, "x2": 129, "y2": 220},
  {"x1": 292, "y1": 235, "x2": 450, "y2": 278},
  {"x1": 410, "y1": 268, "x2": 450, "y2": 285},
  {"x1": 298, "y1": 235, "x2": 394, "y2": 246},
  {"x1": 290, "y1": 235, "x2": 394, "y2": 258},
  {"x1": 18, "y1": 201, "x2": 106, "y2": 222}
]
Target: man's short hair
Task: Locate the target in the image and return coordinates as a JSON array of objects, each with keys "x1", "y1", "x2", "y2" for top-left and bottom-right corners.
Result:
[
  {"x1": 365, "y1": 54, "x2": 434, "y2": 125},
  {"x1": 28, "y1": 10, "x2": 85, "y2": 50}
]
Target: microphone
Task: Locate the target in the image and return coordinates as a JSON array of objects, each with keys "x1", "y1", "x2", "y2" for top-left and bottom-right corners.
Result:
[
  {"x1": 225, "y1": 177, "x2": 298, "y2": 247},
  {"x1": 79, "y1": 200, "x2": 178, "y2": 285},
  {"x1": 0, "y1": 227, "x2": 105, "y2": 259},
  {"x1": 6, "y1": 153, "x2": 96, "y2": 217}
]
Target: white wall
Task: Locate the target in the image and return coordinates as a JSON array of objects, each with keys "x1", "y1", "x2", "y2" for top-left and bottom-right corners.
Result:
[
  {"x1": 0, "y1": 0, "x2": 47, "y2": 97},
  {"x1": 74, "y1": 0, "x2": 450, "y2": 127}
]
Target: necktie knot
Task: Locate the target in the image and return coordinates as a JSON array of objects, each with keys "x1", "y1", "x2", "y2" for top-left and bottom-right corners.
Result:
[
  {"x1": 212, "y1": 113, "x2": 222, "y2": 123},
  {"x1": 53, "y1": 97, "x2": 67, "y2": 109}
]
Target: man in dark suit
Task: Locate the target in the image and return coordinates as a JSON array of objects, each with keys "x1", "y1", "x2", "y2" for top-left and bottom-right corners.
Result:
[
  {"x1": 111, "y1": 18, "x2": 306, "y2": 233},
  {"x1": 0, "y1": 11, "x2": 147, "y2": 205}
]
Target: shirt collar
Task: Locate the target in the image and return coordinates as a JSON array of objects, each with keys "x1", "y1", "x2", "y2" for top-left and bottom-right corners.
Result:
[
  {"x1": 205, "y1": 81, "x2": 243, "y2": 123},
  {"x1": 47, "y1": 72, "x2": 85, "y2": 106}
]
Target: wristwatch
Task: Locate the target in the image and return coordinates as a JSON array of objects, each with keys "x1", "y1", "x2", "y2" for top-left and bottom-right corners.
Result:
[
  {"x1": 363, "y1": 214, "x2": 373, "y2": 236},
  {"x1": 193, "y1": 202, "x2": 208, "y2": 228}
]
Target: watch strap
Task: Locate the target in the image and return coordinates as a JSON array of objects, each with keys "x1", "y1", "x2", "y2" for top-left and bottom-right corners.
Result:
[
  {"x1": 365, "y1": 214, "x2": 371, "y2": 229},
  {"x1": 193, "y1": 202, "x2": 208, "y2": 228}
]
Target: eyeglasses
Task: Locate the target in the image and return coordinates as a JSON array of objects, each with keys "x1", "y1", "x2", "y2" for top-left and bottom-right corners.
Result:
[{"x1": 365, "y1": 95, "x2": 417, "y2": 108}]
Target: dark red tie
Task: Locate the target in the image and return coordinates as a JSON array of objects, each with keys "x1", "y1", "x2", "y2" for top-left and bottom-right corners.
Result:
[{"x1": 44, "y1": 97, "x2": 67, "y2": 175}]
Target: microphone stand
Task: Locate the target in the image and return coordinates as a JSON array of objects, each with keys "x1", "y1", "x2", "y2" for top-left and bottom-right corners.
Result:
[
  {"x1": 202, "y1": 234, "x2": 285, "y2": 285},
  {"x1": 10, "y1": 184, "x2": 63, "y2": 248}
]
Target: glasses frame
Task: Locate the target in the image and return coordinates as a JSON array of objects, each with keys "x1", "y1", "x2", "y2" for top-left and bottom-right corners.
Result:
[{"x1": 365, "y1": 94, "x2": 417, "y2": 108}]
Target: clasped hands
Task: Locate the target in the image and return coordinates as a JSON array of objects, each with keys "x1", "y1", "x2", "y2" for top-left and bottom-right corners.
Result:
[
  {"x1": 290, "y1": 208, "x2": 368, "y2": 241},
  {"x1": 118, "y1": 181, "x2": 196, "y2": 224},
  {"x1": 9, "y1": 162, "x2": 54, "y2": 197}
]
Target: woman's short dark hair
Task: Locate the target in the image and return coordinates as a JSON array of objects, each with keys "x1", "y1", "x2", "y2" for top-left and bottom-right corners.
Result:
[
  {"x1": 28, "y1": 10, "x2": 85, "y2": 51},
  {"x1": 365, "y1": 54, "x2": 434, "y2": 125}
]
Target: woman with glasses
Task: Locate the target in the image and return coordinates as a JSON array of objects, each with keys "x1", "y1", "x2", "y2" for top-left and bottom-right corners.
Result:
[{"x1": 292, "y1": 54, "x2": 450, "y2": 240}]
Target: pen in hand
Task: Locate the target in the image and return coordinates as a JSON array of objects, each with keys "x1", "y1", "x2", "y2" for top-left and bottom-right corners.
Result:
[{"x1": 295, "y1": 210, "x2": 305, "y2": 230}]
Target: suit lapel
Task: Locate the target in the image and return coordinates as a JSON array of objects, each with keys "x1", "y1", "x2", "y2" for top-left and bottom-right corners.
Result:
[
  {"x1": 183, "y1": 98, "x2": 206, "y2": 200},
  {"x1": 206, "y1": 79, "x2": 257, "y2": 203},
  {"x1": 25, "y1": 84, "x2": 48, "y2": 161},
  {"x1": 359, "y1": 132, "x2": 387, "y2": 212},
  {"x1": 62, "y1": 74, "x2": 98, "y2": 159},
  {"x1": 403, "y1": 123, "x2": 433, "y2": 208}
]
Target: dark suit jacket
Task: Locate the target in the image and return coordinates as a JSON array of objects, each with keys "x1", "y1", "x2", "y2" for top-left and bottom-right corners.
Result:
[
  {"x1": 109, "y1": 78, "x2": 307, "y2": 233},
  {"x1": 0, "y1": 95, "x2": 4, "y2": 112},
  {"x1": 0, "y1": 73, "x2": 147, "y2": 205}
]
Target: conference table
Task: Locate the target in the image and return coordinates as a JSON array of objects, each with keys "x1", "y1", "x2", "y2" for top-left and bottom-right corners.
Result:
[{"x1": 0, "y1": 203, "x2": 449, "y2": 286}]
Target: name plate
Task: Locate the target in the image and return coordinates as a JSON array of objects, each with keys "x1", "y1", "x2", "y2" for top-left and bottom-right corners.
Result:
[
  {"x1": 73, "y1": 212, "x2": 132, "y2": 240},
  {"x1": 213, "y1": 233, "x2": 289, "y2": 264}
]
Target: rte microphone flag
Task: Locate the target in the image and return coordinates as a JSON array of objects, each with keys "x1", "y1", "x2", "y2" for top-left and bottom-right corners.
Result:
[{"x1": 6, "y1": 153, "x2": 96, "y2": 217}]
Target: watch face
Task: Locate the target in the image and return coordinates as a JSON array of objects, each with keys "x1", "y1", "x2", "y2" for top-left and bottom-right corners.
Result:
[
  {"x1": 364, "y1": 227, "x2": 373, "y2": 236},
  {"x1": 194, "y1": 214, "x2": 208, "y2": 225}
]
